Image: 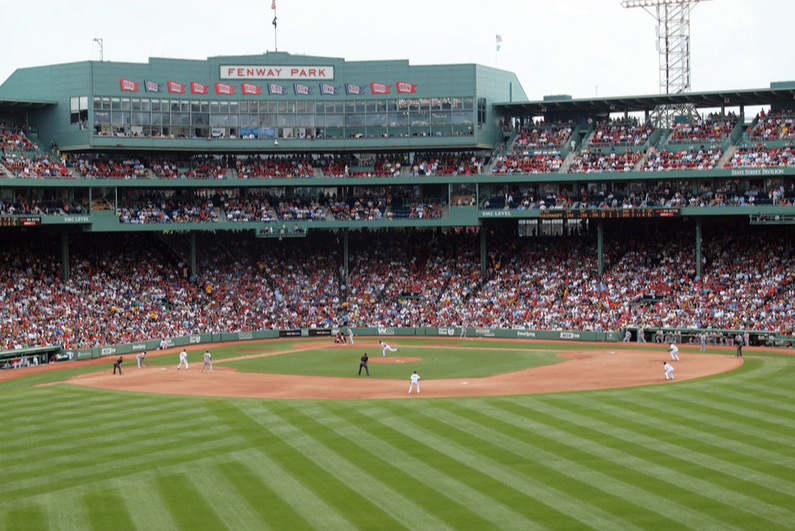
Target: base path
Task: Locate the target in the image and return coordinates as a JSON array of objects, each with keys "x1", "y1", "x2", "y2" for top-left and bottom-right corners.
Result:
[{"x1": 62, "y1": 343, "x2": 744, "y2": 399}]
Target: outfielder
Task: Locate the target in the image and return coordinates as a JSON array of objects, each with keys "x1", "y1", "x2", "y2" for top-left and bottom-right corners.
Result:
[
  {"x1": 177, "y1": 349, "x2": 189, "y2": 370},
  {"x1": 668, "y1": 343, "x2": 680, "y2": 361},
  {"x1": 380, "y1": 341, "x2": 399, "y2": 357},
  {"x1": 136, "y1": 351, "x2": 146, "y2": 369},
  {"x1": 201, "y1": 349, "x2": 213, "y2": 372},
  {"x1": 663, "y1": 361, "x2": 674, "y2": 380},
  {"x1": 409, "y1": 371, "x2": 421, "y2": 394}
]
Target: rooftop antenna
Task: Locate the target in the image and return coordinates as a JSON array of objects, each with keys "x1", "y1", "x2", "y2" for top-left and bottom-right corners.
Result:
[
  {"x1": 93, "y1": 38, "x2": 104, "y2": 62},
  {"x1": 621, "y1": 0, "x2": 712, "y2": 127}
]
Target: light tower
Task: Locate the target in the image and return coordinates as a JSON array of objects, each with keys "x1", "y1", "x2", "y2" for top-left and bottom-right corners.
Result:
[{"x1": 621, "y1": 0, "x2": 712, "y2": 127}]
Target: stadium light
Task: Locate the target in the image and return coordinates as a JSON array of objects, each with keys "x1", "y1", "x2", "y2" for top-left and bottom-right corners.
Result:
[{"x1": 622, "y1": 0, "x2": 713, "y2": 127}]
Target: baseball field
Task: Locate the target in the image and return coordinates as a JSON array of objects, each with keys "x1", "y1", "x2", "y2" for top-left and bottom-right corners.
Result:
[{"x1": 1, "y1": 337, "x2": 793, "y2": 531}]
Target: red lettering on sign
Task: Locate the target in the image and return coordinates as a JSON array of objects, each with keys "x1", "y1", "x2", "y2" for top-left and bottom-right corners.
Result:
[
  {"x1": 309, "y1": 69, "x2": 316, "y2": 77},
  {"x1": 290, "y1": 69, "x2": 298, "y2": 76},
  {"x1": 237, "y1": 69, "x2": 245, "y2": 77},
  {"x1": 257, "y1": 68, "x2": 268, "y2": 76},
  {"x1": 318, "y1": 68, "x2": 326, "y2": 77},
  {"x1": 246, "y1": 69, "x2": 254, "y2": 76},
  {"x1": 227, "y1": 68, "x2": 235, "y2": 76},
  {"x1": 275, "y1": 68, "x2": 282, "y2": 76}
]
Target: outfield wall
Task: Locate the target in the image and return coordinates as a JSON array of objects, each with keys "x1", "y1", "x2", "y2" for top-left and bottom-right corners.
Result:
[{"x1": 59, "y1": 327, "x2": 622, "y2": 360}]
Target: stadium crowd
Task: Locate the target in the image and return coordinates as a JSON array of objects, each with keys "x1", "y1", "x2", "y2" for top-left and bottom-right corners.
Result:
[{"x1": 1, "y1": 225, "x2": 793, "y2": 352}]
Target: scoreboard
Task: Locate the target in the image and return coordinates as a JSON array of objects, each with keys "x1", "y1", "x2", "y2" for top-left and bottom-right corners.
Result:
[
  {"x1": 539, "y1": 208, "x2": 680, "y2": 220},
  {"x1": 0, "y1": 217, "x2": 42, "y2": 227}
]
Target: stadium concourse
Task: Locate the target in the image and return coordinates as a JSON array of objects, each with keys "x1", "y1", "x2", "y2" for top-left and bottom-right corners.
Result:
[{"x1": 0, "y1": 223, "x2": 793, "y2": 353}]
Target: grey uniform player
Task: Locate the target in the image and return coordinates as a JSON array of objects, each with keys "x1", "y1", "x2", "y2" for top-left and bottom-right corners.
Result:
[
  {"x1": 347, "y1": 327, "x2": 355, "y2": 345},
  {"x1": 177, "y1": 349, "x2": 189, "y2": 370},
  {"x1": 136, "y1": 351, "x2": 146, "y2": 368},
  {"x1": 409, "y1": 371, "x2": 421, "y2": 394},
  {"x1": 201, "y1": 350, "x2": 213, "y2": 372}
]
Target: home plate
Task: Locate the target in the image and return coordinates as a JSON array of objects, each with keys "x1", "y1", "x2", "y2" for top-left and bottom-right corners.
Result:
[
  {"x1": 461, "y1": 382, "x2": 468, "y2": 385},
  {"x1": 161, "y1": 368, "x2": 167, "y2": 370}
]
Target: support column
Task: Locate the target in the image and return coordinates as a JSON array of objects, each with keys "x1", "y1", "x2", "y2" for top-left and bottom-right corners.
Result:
[
  {"x1": 597, "y1": 220, "x2": 604, "y2": 277},
  {"x1": 696, "y1": 219, "x2": 702, "y2": 278},
  {"x1": 343, "y1": 229, "x2": 349, "y2": 276},
  {"x1": 480, "y1": 227, "x2": 487, "y2": 273},
  {"x1": 61, "y1": 232, "x2": 70, "y2": 283},
  {"x1": 190, "y1": 232, "x2": 197, "y2": 279}
]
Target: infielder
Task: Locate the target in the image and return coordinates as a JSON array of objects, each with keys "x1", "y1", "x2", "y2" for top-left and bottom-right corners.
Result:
[
  {"x1": 201, "y1": 349, "x2": 213, "y2": 372},
  {"x1": 380, "y1": 341, "x2": 399, "y2": 357},
  {"x1": 699, "y1": 332, "x2": 707, "y2": 352},
  {"x1": 177, "y1": 349, "x2": 189, "y2": 370},
  {"x1": 409, "y1": 371, "x2": 421, "y2": 394},
  {"x1": 668, "y1": 343, "x2": 680, "y2": 361},
  {"x1": 136, "y1": 351, "x2": 146, "y2": 368},
  {"x1": 112, "y1": 356, "x2": 123, "y2": 375},
  {"x1": 663, "y1": 361, "x2": 674, "y2": 380}
]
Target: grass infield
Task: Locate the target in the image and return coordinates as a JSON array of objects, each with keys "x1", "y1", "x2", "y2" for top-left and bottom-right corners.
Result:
[{"x1": 1, "y1": 339, "x2": 794, "y2": 531}]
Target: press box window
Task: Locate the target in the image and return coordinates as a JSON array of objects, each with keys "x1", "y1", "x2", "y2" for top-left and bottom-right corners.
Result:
[{"x1": 70, "y1": 96, "x2": 89, "y2": 124}]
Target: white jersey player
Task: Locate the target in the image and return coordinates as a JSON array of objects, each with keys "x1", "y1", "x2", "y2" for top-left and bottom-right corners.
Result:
[
  {"x1": 177, "y1": 349, "x2": 189, "y2": 370},
  {"x1": 136, "y1": 351, "x2": 146, "y2": 368},
  {"x1": 664, "y1": 361, "x2": 675, "y2": 380},
  {"x1": 668, "y1": 343, "x2": 680, "y2": 361},
  {"x1": 380, "y1": 341, "x2": 399, "y2": 357},
  {"x1": 409, "y1": 371, "x2": 421, "y2": 394}
]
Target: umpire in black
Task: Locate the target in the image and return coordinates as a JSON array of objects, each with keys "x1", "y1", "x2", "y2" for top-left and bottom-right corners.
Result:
[
  {"x1": 358, "y1": 353, "x2": 369, "y2": 376},
  {"x1": 112, "y1": 356, "x2": 123, "y2": 375}
]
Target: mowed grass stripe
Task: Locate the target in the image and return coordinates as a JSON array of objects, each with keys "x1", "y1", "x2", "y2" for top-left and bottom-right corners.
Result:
[
  {"x1": 551, "y1": 395, "x2": 795, "y2": 500},
  {"x1": 417, "y1": 400, "x2": 749, "y2": 531},
  {"x1": 207, "y1": 400, "x2": 401, "y2": 531},
  {"x1": 2, "y1": 423, "x2": 234, "y2": 486},
  {"x1": 185, "y1": 466, "x2": 269, "y2": 530},
  {"x1": 358, "y1": 402, "x2": 648, "y2": 531},
  {"x1": 44, "y1": 492, "x2": 92, "y2": 531},
  {"x1": 0, "y1": 435, "x2": 248, "y2": 504},
  {"x1": 2, "y1": 504, "x2": 47, "y2": 531},
  {"x1": 154, "y1": 473, "x2": 226, "y2": 531},
  {"x1": 235, "y1": 449, "x2": 360, "y2": 531},
  {"x1": 215, "y1": 460, "x2": 315, "y2": 531},
  {"x1": 82, "y1": 488, "x2": 136, "y2": 531},
  {"x1": 468, "y1": 398, "x2": 795, "y2": 529},
  {"x1": 633, "y1": 391, "x2": 795, "y2": 463},
  {"x1": 238, "y1": 401, "x2": 433, "y2": 531},
  {"x1": 612, "y1": 393, "x2": 795, "y2": 473},
  {"x1": 0, "y1": 413, "x2": 219, "y2": 468},
  {"x1": 0, "y1": 398, "x2": 202, "y2": 446},
  {"x1": 302, "y1": 402, "x2": 553, "y2": 531},
  {"x1": 118, "y1": 480, "x2": 180, "y2": 531},
  {"x1": 276, "y1": 401, "x2": 495, "y2": 531}
]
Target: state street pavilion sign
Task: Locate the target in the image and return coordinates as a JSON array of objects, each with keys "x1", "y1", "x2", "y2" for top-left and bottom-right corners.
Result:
[{"x1": 221, "y1": 65, "x2": 334, "y2": 80}]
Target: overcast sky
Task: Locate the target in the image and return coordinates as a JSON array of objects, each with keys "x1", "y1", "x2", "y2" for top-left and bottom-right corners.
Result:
[{"x1": 5, "y1": 0, "x2": 793, "y2": 102}]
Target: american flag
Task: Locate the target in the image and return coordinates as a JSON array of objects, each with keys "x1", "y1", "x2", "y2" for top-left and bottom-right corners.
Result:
[{"x1": 271, "y1": 0, "x2": 276, "y2": 9}]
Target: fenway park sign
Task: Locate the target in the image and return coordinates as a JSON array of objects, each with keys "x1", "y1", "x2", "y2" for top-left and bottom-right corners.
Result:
[{"x1": 221, "y1": 65, "x2": 334, "y2": 80}]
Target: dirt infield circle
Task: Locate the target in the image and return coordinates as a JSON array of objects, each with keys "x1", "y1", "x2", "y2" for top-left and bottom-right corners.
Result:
[{"x1": 15, "y1": 339, "x2": 743, "y2": 400}]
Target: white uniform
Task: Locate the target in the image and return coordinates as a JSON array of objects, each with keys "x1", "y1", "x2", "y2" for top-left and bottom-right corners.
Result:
[
  {"x1": 409, "y1": 372, "x2": 421, "y2": 394},
  {"x1": 460, "y1": 325, "x2": 467, "y2": 339},
  {"x1": 668, "y1": 344, "x2": 680, "y2": 361},
  {"x1": 624, "y1": 330, "x2": 632, "y2": 342},
  {"x1": 201, "y1": 351, "x2": 213, "y2": 372},
  {"x1": 380, "y1": 341, "x2": 398, "y2": 357},
  {"x1": 136, "y1": 352, "x2": 146, "y2": 368},
  {"x1": 177, "y1": 350, "x2": 188, "y2": 370},
  {"x1": 347, "y1": 328, "x2": 354, "y2": 345},
  {"x1": 159, "y1": 338, "x2": 168, "y2": 350},
  {"x1": 664, "y1": 362, "x2": 675, "y2": 380}
]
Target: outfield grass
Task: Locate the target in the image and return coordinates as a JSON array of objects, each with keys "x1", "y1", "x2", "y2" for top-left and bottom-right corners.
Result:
[{"x1": 1, "y1": 340, "x2": 794, "y2": 531}]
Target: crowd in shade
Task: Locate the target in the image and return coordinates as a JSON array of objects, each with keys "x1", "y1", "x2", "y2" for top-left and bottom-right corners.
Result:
[{"x1": 1, "y1": 225, "x2": 793, "y2": 352}]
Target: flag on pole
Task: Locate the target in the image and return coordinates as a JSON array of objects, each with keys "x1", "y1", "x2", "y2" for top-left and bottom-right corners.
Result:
[
  {"x1": 271, "y1": 0, "x2": 276, "y2": 9},
  {"x1": 496, "y1": 35, "x2": 502, "y2": 52}
]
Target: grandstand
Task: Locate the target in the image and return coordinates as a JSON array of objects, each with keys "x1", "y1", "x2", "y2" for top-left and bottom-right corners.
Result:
[{"x1": 2, "y1": 52, "x2": 795, "y2": 353}]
